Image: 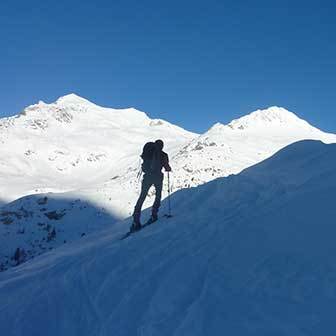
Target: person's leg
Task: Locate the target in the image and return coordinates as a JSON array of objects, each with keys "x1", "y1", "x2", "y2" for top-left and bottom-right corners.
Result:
[
  {"x1": 133, "y1": 174, "x2": 152, "y2": 224},
  {"x1": 152, "y1": 173, "x2": 164, "y2": 219}
]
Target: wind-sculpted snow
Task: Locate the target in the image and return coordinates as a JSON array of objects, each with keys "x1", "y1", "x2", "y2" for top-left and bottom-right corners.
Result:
[{"x1": 1, "y1": 140, "x2": 336, "y2": 335}]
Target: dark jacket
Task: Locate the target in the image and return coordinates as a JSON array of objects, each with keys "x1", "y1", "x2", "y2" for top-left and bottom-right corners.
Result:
[
  {"x1": 161, "y1": 151, "x2": 172, "y2": 172},
  {"x1": 142, "y1": 150, "x2": 171, "y2": 175}
]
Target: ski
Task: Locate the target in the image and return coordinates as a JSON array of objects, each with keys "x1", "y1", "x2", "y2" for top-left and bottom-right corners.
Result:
[
  {"x1": 120, "y1": 221, "x2": 153, "y2": 240},
  {"x1": 120, "y1": 214, "x2": 171, "y2": 240}
]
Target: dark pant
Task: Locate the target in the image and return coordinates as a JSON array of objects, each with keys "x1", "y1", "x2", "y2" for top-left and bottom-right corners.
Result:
[{"x1": 133, "y1": 173, "x2": 163, "y2": 220}]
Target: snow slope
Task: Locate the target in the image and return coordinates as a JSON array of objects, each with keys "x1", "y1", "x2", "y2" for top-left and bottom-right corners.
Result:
[
  {"x1": 0, "y1": 91, "x2": 196, "y2": 270},
  {"x1": 2, "y1": 104, "x2": 336, "y2": 271},
  {"x1": 170, "y1": 106, "x2": 336, "y2": 189},
  {"x1": 99, "y1": 106, "x2": 336, "y2": 208},
  {"x1": 1, "y1": 140, "x2": 336, "y2": 335},
  {"x1": 0, "y1": 93, "x2": 196, "y2": 203},
  {"x1": 0, "y1": 193, "x2": 115, "y2": 271}
]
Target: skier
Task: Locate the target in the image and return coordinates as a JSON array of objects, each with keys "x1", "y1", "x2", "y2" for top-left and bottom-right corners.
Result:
[{"x1": 131, "y1": 139, "x2": 171, "y2": 232}]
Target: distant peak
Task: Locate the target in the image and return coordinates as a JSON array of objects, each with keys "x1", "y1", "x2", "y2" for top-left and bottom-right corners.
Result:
[
  {"x1": 227, "y1": 106, "x2": 314, "y2": 131},
  {"x1": 56, "y1": 93, "x2": 94, "y2": 105},
  {"x1": 205, "y1": 122, "x2": 226, "y2": 133},
  {"x1": 247, "y1": 106, "x2": 298, "y2": 121},
  {"x1": 209, "y1": 122, "x2": 225, "y2": 130}
]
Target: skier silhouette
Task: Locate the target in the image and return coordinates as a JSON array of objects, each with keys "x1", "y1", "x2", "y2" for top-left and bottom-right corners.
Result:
[{"x1": 131, "y1": 139, "x2": 171, "y2": 231}]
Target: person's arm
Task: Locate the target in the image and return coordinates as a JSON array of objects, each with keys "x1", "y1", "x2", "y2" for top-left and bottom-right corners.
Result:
[{"x1": 163, "y1": 153, "x2": 172, "y2": 172}]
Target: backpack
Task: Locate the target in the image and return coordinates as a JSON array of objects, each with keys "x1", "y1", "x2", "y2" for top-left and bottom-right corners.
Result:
[{"x1": 141, "y1": 142, "x2": 161, "y2": 173}]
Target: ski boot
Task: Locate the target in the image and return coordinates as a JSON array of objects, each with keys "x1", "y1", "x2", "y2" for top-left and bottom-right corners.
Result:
[
  {"x1": 146, "y1": 213, "x2": 158, "y2": 226},
  {"x1": 130, "y1": 214, "x2": 142, "y2": 232}
]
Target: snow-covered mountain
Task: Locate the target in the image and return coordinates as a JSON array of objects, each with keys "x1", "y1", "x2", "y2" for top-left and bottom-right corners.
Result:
[
  {"x1": 170, "y1": 106, "x2": 336, "y2": 189},
  {"x1": 0, "y1": 93, "x2": 196, "y2": 203},
  {"x1": 0, "y1": 94, "x2": 196, "y2": 270},
  {"x1": 1, "y1": 100, "x2": 336, "y2": 271},
  {"x1": 102, "y1": 105, "x2": 336, "y2": 215},
  {"x1": 106, "y1": 105, "x2": 336, "y2": 198},
  {"x1": 1, "y1": 140, "x2": 336, "y2": 335}
]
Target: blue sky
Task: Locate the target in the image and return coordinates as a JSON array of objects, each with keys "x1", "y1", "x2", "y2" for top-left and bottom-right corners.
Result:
[{"x1": 1, "y1": 0, "x2": 336, "y2": 133}]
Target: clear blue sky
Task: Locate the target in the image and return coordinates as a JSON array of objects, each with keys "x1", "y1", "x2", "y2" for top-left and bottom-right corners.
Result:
[{"x1": 1, "y1": 0, "x2": 336, "y2": 133}]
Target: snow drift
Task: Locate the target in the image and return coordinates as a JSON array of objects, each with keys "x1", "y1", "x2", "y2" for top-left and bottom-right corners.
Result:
[{"x1": 1, "y1": 140, "x2": 336, "y2": 335}]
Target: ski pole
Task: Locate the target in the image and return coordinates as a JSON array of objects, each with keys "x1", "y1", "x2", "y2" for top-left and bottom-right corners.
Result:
[
  {"x1": 167, "y1": 172, "x2": 172, "y2": 217},
  {"x1": 136, "y1": 158, "x2": 142, "y2": 182}
]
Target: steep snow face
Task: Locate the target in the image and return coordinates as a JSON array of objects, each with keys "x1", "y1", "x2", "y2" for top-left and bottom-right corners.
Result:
[
  {"x1": 1, "y1": 140, "x2": 336, "y2": 335},
  {"x1": 0, "y1": 94, "x2": 196, "y2": 202}
]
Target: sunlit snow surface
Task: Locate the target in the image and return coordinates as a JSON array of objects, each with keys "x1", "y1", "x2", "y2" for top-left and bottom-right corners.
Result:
[
  {"x1": 0, "y1": 93, "x2": 195, "y2": 203},
  {"x1": 1, "y1": 96, "x2": 336, "y2": 270},
  {"x1": 1, "y1": 140, "x2": 336, "y2": 335}
]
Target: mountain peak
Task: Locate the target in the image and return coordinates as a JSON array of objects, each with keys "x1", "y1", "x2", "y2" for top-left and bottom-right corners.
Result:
[
  {"x1": 206, "y1": 122, "x2": 226, "y2": 133},
  {"x1": 246, "y1": 106, "x2": 298, "y2": 122},
  {"x1": 56, "y1": 93, "x2": 94, "y2": 106},
  {"x1": 227, "y1": 106, "x2": 314, "y2": 131}
]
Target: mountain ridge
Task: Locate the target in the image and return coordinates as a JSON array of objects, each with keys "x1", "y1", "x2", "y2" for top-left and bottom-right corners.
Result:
[{"x1": 0, "y1": 95, "x2": 196, "y2": 203}]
